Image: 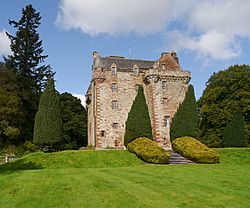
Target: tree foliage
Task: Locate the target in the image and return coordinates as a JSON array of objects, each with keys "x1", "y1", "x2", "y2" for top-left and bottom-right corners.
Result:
[
  {"x1": 222, "y1": 112, "x2": 246, "y2": 147},
  {"x1": 170, "y1": 85, "x2": 199, "y2": 141},
  {"x1": 4, "y1": 4, "x2": 53, "y2": 92},
  {"x1": 3, "y1": 4, "x2": 54, "y2": 142},
  {"x1": 198, "y1": 65, "x2": 250, "y2": 147},
  {"x1": 60, "y1": 92, "x2": 87, "y2": 149},
  {"x1": 33, "y1": 79, "x2": 62, "y2": 149},
  {"x1": 0, "y1": 64, "x2": 24, "y2": 147},
  {"x1": 0, "y1": 89, "x2": 23, "y2": 145},
  {"x1": 124, "y1": 85, "x2": 152, "y2": 146}
]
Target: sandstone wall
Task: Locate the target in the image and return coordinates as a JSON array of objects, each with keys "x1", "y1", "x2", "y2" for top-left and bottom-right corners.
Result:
[
  {"x1": 94, "y1": 68, "x2": 142, "y2": 149},
  {"x1": 86, "y1": 52, "x2": 191, "y2": 149}
]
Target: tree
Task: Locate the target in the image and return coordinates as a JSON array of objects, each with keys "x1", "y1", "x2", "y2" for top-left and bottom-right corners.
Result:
[
  {"x1": 170, "y1": 84, "x2": 199, "y2": 141},
  {"x1": 3, "y1": 4, "x2": 54, "y2": 141},
  {"x1": 223, "y1": 112, "x2": 246, "y2": 147},
  {"x1": 0, "y1": 63, "x2": 24, "y2": 147},
  {"x1": 124, "y1": 85, "x2": 152, "y2": 147},
  {"x1": 33, "y1": 79, "x2": 62, "y2": 150},
  {"x1": 60, "y1": 92, "x2": 87, "y2": 149},
  {"x1": 4, "y1": 4, "x2": 53, "y2": 92},
  {"x1": 0, "y1": 89, "x2": 23, "y2": 147},
  {"x1": 198, "y1": 65, "x2": 250, "y2": 147}
]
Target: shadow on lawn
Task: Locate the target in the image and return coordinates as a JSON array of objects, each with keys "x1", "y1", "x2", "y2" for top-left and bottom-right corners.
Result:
[{"x1": 0, "y1": 159, "x2": 43, "y2": 174}]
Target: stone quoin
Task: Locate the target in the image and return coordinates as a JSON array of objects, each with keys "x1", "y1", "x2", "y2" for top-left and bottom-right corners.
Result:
[{"x1": 86, "y1": 51, "x2": 191, "y2": 149}]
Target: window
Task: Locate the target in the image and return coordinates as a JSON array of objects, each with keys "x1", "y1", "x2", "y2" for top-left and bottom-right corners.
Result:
[
  {"x1": 162, "y1": 81, "x2": 167, "y2": 90},
  {"x1": 100, "y1": 130, "x2": 105, "y2": 137},
  {"x1": 112, "y1": 123, "x2": 118, "y2": 129},
  {"x1": 112, "y1": 100, "x2": 118, "y2": 110},
  {"x1": 162, "y1": 64, "x2": 166, "y2": 70},
  {"x1": 162, "y1": 98, "x2": 168, "y2": 106},
  {"x1": 164, "y1": 116, "x2": 170, "y2": 128},
  {"x1": 133, "y1": 65, "x2": 139, "y2": 76},
  {"x1": 135, "y1": 84, "x2": 140, "y2": 92},
  {"x1": 111, "y1": 64, "x2": 117, "y2": 75},
  {"x1": 111, "y1": 83, "x2": 118, "y2": 92}
]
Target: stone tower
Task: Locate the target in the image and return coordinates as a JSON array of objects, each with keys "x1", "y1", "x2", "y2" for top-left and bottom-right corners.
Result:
[{"x1": 86, "y1": 51, "x2": 191, "y2": 149}]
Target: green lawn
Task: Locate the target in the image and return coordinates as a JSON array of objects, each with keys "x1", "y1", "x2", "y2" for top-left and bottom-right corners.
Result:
[{"x1": 0, "y1": 148, "x2": 249, "y2": 208}]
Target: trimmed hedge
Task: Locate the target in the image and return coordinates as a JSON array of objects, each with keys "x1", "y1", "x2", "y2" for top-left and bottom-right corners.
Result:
[
  {"x1": 172, "y1": 137, "x2": 220, "y2": 164},
  {"x1": 127, "y1": 137, "x2": 170, "y2": 164}
]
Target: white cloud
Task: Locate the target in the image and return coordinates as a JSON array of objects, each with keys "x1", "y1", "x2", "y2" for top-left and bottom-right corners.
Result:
[
  {"x1": 56, "y1": 0, "x2": 250, "y2": 60},
  {"x1": 166, "y1": 30, "x2": 240, "y2": 60},
  {"x1": 72, "y1": 93, "x2": 86, "y2": 107},
  {"x1": 0, "y1": 30, "x2": 11, "y2": 56},
  {"x1": 56, "y1": 0, "x2": 172, "y2": 36}
]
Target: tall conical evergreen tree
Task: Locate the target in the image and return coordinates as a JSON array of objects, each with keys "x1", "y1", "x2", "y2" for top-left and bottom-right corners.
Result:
[
  {"x1": 4, "y1": 4, "x2": 54, "y2": 141},
  {"x1": 170, "y1": 85, "x2": 199, "y2": 141},
  {"x1": 222, "y1": 112, "x2": 246, "y2": 147},
  {"x1": 4, "y1": 4, "x2": 54, "y2": 92},
  {"x1": 124, "y1": 85, "x2": 152, "y2": 147},
  {"x1": 33, "y1": 79, "x2": 62, "y2": 149}
]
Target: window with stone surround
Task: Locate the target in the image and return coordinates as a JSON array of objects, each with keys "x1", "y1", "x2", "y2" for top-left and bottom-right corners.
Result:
[
  {"x1": 164, "y1": 116, "x2": 170, "y2": 128},
  {"x1": 111, "y1": 83, "x2": 118, "y2": 92},
  {"x1": 162, "y1": 98, "x2": 168, "y2": 106},
  {"x1": 135, "y1": 84, "x2": 140, "y2": 92},
  {"x1": 162, "y1": 64, "x2": 166, "y2": 70},
  {"x1": 162, "y1": 81, "x2": 167, "y2": 90},
  {"x1": 100, "y1": 130, "x2": 105, "y2": 137},
  {"x1": 133, "y1": 65, "x2": 139, "y2": 76},
  {"x1": 111, "y1": 63, "x2": 117, "y2": 75},
  {"x1": 112, "y1": 100, "x2": 118, "y2": 110},
  {"x1": 112, "y1": 123, "x2": 118, "y2": 129}
]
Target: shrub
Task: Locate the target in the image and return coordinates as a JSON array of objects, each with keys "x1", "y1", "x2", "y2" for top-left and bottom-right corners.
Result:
[
  {"x1": 172, "y1": 137, "x2": 220, "y2": 164},
  {"x1": 127, "y1": 137, "x2": 170, "y2": 164},
  {"x1": 124, "y1": 85, "x2": 153, "y2": 146}
]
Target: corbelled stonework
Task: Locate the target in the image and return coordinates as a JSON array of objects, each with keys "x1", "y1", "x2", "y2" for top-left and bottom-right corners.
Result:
[{"x1": 86, "y1": 51, "x2": 191, "y2": 149}]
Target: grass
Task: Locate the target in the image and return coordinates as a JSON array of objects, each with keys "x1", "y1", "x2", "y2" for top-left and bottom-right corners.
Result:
[
  {"x1": 0, "y1": 148, "x2": 250, "y2": 208},
  {"x1": 0, "y1": 150, "x2": 144, "y2": 170}
]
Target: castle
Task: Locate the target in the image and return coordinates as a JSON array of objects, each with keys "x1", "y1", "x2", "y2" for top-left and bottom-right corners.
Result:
[{"x1": 86, "y1": 51, "x2": 191, "y2": 149}]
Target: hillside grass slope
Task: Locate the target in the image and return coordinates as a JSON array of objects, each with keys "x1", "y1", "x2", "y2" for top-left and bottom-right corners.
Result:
[{"x1": 0, "y1": 148, "x2": 249, "y2": 208}]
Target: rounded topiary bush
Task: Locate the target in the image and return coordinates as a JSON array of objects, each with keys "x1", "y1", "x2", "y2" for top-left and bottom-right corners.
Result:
[
  {"x1": 127, "y1": 137, "x2": 170, "y2": 164},
  {"x1": 172, "y1": 137, "x2": 220, "y2": 164}
]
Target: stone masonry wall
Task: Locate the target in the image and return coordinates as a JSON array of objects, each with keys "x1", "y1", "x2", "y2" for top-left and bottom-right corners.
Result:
[
  {"x1": 86, "y1": 52, "x2": 191, "y2": 149},
  {"x1": 94, "y1": 69, "x2": 142, "y2": 149}
]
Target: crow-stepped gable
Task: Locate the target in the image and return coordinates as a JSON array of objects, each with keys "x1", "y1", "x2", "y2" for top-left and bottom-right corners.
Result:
[{"x1": 86, "y1": 51, "x2": 191, "y2": 149}]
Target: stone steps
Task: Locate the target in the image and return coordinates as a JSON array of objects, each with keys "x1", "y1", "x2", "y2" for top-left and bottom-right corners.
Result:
[{"x1": 168, "y1": 150, "x2": 195, "y2": 164}]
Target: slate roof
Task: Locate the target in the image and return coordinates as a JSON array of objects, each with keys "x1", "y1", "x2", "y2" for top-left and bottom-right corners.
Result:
[{"x1": 93, "y1": 56, "x2": 155, "y2": 69}]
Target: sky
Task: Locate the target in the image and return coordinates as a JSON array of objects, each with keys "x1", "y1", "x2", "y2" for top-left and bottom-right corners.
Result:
[{"x1": 1, "y1": 0, "x2": 250, "y2": 105}]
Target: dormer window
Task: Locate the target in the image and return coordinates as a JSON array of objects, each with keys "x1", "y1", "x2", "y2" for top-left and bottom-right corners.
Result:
[
  {"x1": 111, "y1": 63, "x2": 117, "y2": 75},
  {"x1": 162, "y1": 64, "x2": 166, "y2": 70},
  {"x1": 133, "y1": 65, "x2": 139, "y2": 76}
]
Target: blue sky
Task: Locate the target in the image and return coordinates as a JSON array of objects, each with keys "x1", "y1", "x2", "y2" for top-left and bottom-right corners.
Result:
[{"x1": 1, "y1": 0, "x2": 250, "y2": 104}]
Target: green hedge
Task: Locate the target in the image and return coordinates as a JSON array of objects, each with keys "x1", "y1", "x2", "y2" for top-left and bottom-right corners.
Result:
[
  {"x1": 172, "y1": 137, "x2": 220, "y2": 164},
  {"x1": 127, "y1": 137, "x2": 170, "y2": 164}
]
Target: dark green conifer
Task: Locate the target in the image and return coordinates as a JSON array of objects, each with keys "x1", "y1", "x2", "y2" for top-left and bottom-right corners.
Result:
[
  {"x1": 4, "y1": 4, "x2": 54, "y2": 141},
  {"x1": 223, "y1": 112, "x2": 246, "y2": 147},
  {"x1": 33, "y1": 79, "x2": 62, "y2": 150},
  {"x1": 4, "y1": 4, "x2": 53, "y2": 92},
  {"x1": 124, "y1": 85, "x2": 152, "y2": 146},
  {"x1": 170, "y1": 85, "x2": 199, "y2": 141}
]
